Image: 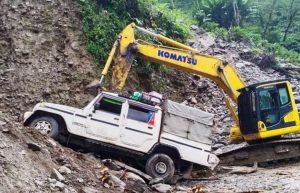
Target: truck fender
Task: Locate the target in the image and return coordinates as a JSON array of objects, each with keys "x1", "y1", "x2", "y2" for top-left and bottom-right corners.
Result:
[
  {"x1": 148, "y1": 143, "x2": 181, "y2": 160},
  {"x1": 24, "y1": 110, "x2": 68, "y2": 134}
]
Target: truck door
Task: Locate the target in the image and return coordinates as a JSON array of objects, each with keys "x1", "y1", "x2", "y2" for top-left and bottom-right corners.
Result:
[
  {"x1": 120, "y1": 103, "x2": 157, "y2": 151},
  {"x1": 86, "y1": 97, "x2": 123, "y2": 142}
]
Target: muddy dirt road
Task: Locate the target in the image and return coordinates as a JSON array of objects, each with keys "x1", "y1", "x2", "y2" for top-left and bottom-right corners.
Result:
[{"x1": 191, "y1": 162, "x2": 300, "y2": 193}]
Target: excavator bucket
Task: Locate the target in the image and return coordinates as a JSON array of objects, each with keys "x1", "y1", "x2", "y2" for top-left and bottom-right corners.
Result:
[
  {"x1": 86, "y1": 53, "x2": 134, "y2": 91},
  {"x1": 111, "y1": 44, "x2": 137, "y2": 92},
  {"x1": 85, "y1": 38, "x2": 136, "y2": 91},
  {"x1": 111, "y1": 54, "x2": 133, "y2": 92}
]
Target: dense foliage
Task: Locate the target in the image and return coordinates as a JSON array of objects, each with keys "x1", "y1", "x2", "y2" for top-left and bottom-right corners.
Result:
[
  {"x1": 162, "y1": 0, "x2": 300, "y2": 64},
  {"x1": 77, "y1": 0, "x2": 193, "y2": 74},
  {"x1": 78, "y1": 0, "x2": 300, "y2": 70}
]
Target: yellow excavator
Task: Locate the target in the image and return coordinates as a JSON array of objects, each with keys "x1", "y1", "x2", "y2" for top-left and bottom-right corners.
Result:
[{"x1": 97, "y1": 23, "x2": 300, "y2": 147}]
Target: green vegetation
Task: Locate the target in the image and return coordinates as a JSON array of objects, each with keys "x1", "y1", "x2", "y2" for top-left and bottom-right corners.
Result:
[
  {"x1": 78, "y1": 0, "x2": 124, "y2": 64},
  {"x1": 78, "y1": 0, "x2": 300, "y2": 70},
  {"x1": 198, "y1": 21, "x2": 300, "y2": 63},
  {"x1": 161, "y1": 0, "x2": 300, "y2": 65},
  {"x1": 230, "y1": 26, "x2": 300, "y2": 64},
  {"x1": 77, "y1": 0, "x2": 193, "y2": 76}
]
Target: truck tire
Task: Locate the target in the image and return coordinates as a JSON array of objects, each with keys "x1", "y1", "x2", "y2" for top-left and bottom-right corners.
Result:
[
  {"x1": 145, "y1": 153, "x2": 175, "y2": 182},
  {"x1": 29, "y1": 116, "x2": 60, "y2": 139}
]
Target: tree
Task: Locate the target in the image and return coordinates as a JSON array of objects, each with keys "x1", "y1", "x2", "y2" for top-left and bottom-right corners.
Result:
[
  {"x1": 262, "y1": 0, "x2": 277, "y2": 38},
  {"x1": 233, "y1": 0, "x2": 241, "y2": 26},
  {"x1": 282, "y1": 0, "x2": 299, "y2": 42},
  {"x1": 198, "y1": 0, "x2": 250, "y2": 28}
]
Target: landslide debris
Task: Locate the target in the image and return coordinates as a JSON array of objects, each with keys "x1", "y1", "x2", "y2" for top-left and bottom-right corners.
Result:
[
  {"x1": 0, "y1": 0, "x2": 110, "y2": 192},
  {"x1": 0, "y1": 0, "x2": 97, "y2": 123},
  {"x1": 0, "y1": 115, "x2": 170, "y2": 193}
]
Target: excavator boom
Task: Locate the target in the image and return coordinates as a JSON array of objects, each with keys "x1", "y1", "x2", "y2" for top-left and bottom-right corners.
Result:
[{"x1": 101, "y1": 23, "x2": 245, "y2": 103}]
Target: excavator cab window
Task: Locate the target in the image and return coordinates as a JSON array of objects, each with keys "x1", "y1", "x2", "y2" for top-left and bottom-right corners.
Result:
[
  {"x1": 278, "y1": 86, "x2": 290, "y2": 106},
  {"x1": 256, "y1": 83, "x2": 293, "y2": 130},
  {"x1": 258, "y1": 87, "x2": 280, "y2": 127}
]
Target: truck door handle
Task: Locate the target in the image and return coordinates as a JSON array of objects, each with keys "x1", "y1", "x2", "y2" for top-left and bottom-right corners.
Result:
[
  {"x1": 88, "y1": 114, "x2": 92, "y2": 117},
  {"x1": 114, "y1": 117, "x2": 119, "y2": 120},
  {"x1": 148, "y1": 126, "x2": 153, "y2": 129}
]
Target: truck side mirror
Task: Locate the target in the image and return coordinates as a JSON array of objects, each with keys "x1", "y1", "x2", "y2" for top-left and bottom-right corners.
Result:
[{"x1": 93, "y1": 103, "x2": 101, "y2": 113}]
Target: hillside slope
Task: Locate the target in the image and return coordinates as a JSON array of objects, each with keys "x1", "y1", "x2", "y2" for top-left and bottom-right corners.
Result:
[
  {"x1": 0, "y1": 0, "x2": 108, "y2": 192},
  {"x1": 0, "y1": 0, "x2": 97, "y2": 122}
]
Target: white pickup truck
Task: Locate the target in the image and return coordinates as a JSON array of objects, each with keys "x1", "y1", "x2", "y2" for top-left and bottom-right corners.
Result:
[{"x1": 24, "y1": 92, "x2": 219, "y2": 181}]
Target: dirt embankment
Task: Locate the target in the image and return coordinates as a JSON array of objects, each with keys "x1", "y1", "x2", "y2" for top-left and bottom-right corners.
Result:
[
  {"x1": 0, "y1": 0, "x2": 97, "y2": 122},
  {"x1": 0, "y1": 0, "x2": 109, "y2": 192}
]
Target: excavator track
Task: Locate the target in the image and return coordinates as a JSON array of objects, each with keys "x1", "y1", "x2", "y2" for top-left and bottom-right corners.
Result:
[{"x1": 217, "y1": 138, "x2": 300, "y2": 166}]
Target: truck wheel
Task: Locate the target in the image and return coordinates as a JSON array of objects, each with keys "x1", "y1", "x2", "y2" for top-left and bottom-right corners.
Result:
[
  {"x1": 29, "y1": 116, "x2": 60, "y2": 139},
  {"x1": 145, "y1": 153, "x2": 175, "y2": 182}
]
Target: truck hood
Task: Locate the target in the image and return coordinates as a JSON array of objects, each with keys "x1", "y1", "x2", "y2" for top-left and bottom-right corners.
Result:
[
  {"x1": 24, "y1": 102, "x2": 83, "y2": 123},
  {"x1": 35, "y1": 102, "x2": 81, "y2": 114}
]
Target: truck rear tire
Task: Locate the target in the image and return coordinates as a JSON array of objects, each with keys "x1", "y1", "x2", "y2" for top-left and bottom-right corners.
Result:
[
  {"x1": 29, "y1": 116, "x2": 60, "y2": 139},
  {"x1": 145, "y1": 153, "x2": 175, "y2": 182}
]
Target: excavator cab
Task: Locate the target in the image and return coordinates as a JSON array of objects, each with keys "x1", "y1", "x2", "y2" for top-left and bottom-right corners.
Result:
[{"x1": 235, "y1": 79, "x2": 300, "y2": 142}]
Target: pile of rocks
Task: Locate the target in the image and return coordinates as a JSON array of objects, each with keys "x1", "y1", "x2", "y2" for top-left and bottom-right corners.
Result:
[{"x1": 0, "y1": 109, "x2": 194, "y2": 192}]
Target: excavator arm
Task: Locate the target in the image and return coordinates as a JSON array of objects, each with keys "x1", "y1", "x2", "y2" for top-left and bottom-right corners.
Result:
[
  {"x1": 99, "y1": 23, "x2": 245, "y2": 128},
  {"x1": 101, "y1": 23, "x2": 245, "y2": 101}
]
